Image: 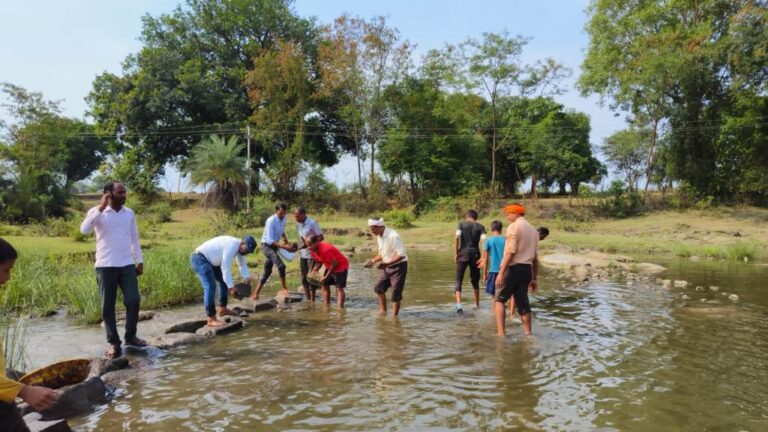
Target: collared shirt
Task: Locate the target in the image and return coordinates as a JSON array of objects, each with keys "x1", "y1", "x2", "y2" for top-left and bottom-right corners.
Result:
[
  {"x1": 261, "y1": 214, "x2": 287, "y2": 245},
  {"x1": 309, "y1": 242, "x2": 349, "y2": 273},
  {"x1": 195, "y1": 236, "x2": 250, "y2": 289},
  {"x1": 0, "y1": 345, "x2": 24, "y2": 403},
  {"x1": 377, "y1": 227, "x2": 408, "y2": 264},
  {"x1": 296, "y1": 216, "x2": 323, "y2": 259},
  {"x1": 80, "y1": 206, "x2": 143, "y2": 268},
  {"x1": 504, "y1": 216, "x2": 538, "y2": 265}
]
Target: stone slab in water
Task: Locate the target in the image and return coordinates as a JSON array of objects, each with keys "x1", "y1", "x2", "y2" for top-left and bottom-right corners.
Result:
[
  {"x1": 276, "y1": 291, "x2": 304, "y2": 304},
  {"x1": 165, "y1": 319, "x2": 208, "y2": 334},
  {"x1": 116, "y1": 310, "x2": 155, "y2": 323},
  {"x1": 24, "y1": 413, "x2": 72, "y2": 432},
  {"x1": 100, "y1": 369, "x2": 140, "y2": 388},
  {"x1": 40, "y1": 377, "x2": 106, "y2": 420},
  {"x1": 234, "y1": 299, "x2": 278, "y2": 313},
  {"x1": 196, "y1": 317, "x2": 244, "y2": 336},
  {"x1": 88, "y1": 357, "x2": 130, "y2": 378},
  {"x1": 148, "y1": 332, "x2": 209, "y2": 349}
]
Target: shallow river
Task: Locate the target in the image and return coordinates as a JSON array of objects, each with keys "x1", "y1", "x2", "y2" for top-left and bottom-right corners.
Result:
[{"x1": 24, "y1": 251, "x2": 768, "y2": 431}]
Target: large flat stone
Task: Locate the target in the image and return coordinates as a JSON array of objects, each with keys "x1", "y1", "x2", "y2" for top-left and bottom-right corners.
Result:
[
  {"x1": 116, "y1": 310, "x2": 155, "y2": 322},
  {"x1": 148, "y1": 332, "x2": 209, "y2": 349},
  {"x1": 40, "y1": 377, "x2": 106, "y2": 420},
  {"x1": 164, "y1": 319, "x2": 208, "y2": 334},
  {"x1": 276, "y1": 291, "x2": 304, "y2": 304},
  {"x1": 24, "y1": 413, "x2": 72, "y2": 432},
  {"x1": 196, "y1": 317, "x2": 244, "y2": 336},
  {"x1": 233, "y1": 299, "x2": 278, "y2": 313},
  {"x1": 88, "y1": 357, "x2": 130, "y2": 378},
  {"x1": 100, "y1": 369, "x2": 140, "y2": 388}
]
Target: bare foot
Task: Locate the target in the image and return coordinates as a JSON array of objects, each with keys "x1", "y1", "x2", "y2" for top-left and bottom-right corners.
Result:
[
  {"x1": 207, "y1": 318, "x2": 225, "y2": 327},
  {"x1": 248, "y1": 295, "x2": 259, "y2": 301}
]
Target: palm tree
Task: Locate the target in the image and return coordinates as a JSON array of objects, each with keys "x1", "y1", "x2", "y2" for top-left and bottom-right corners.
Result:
[{"x1": 186, "y1": 134, "x2": 248, "y2": 209}]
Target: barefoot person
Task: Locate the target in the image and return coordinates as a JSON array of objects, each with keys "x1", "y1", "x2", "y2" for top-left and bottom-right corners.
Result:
[
  {"x1": 0, "y1": 238, "x2": 59, "y2": 430},
  {"x1": 251, "y1": 203, "x2": 294, "y2": 300},
  {"x1": 453, "y1": 209, "x2": 486, "y2": 313},
  {"x1": 364, "y1": 217, "x2": 408, "y2": 317},
  {"x1": 494, "y1": 203, "x2": 539, "y2": 336},
  {"x1": 498, "y1": 225, "x2": 550, "y2": 318},
  {"x1": 479, "y1": 220, "x2": 505, "y2": 299},
  {"x1": 191, "y1": 235, "x2": 257, "y2": 327},
  {"x1": 306, "y1": 235, "x2": 349, "y2": 308},
  {"x1": 80, "y1": 182, "x2": 146, "y2": 358},
  {"x1": 295, "y1": 207, "x2": 323, "y2": 301}
]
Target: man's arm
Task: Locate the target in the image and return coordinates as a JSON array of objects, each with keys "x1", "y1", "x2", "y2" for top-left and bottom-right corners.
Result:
[
  {"x1": 495, "y1": 250, "x2": 514, "y2": 289},
  {"x1": 236, "y1": 253, "x2": 250, "y2": 285},
  {"x1": 453, "y1": 235, "x2": 460, "y2": 263},
  {"x1": 480, "y1": 249, "x2": 490, "y2": 281},
  {"x1": 530, "y1": 254, "x2": 539, "y2": 292}
]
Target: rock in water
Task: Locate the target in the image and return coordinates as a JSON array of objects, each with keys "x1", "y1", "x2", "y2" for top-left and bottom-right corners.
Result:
[
  {"x1": 164, "y1": 319, "x2": 208, "y2": 334},
  {"x1": 148, "y1": 332, "x2": 209, "y2": 349},
  {"x1": 573, "y1": 265, "x2": 589, "y2": 282},
  {"x1": 196, "y1": 317, "x2": 244, "y2": 336},
  {"x1": 233, "y1": 299, "x2": 278, "y2": 313},
  {"x1": 23, "y1": 413, "x2": 72, "y2": 432},
  {"x1": 728, "y1": 294, "x2": 739, "y2": 302},
  {"x1": 40, "y1": 377, "x2": 106, "y2": 420},
  {"x1": 88, "y1": 357, "x2": 129, "y2": 378},
  {"x1": 276, "y1": 291, "x2": 304, "y2": 304},
  {"x1": 673, "y1": 280, "x2": 689, "y2": 288}
]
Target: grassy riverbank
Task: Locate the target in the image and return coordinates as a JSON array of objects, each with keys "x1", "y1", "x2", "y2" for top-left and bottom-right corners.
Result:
[{"x1": 1, "y1": 199, "x2": 766, "y2": 321}]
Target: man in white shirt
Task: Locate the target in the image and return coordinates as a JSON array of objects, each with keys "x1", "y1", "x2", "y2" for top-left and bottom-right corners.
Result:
[
  {"x1": 251, "y1": 203, "x2": 295, "y2": 300},
  {"x1": 80, "y1": 182, "x2": 145, "y2": 359},
  {"x1": 364, "y1": 217, "x2": 408, "y2": 317},
  {"x1": 294, "y1": 207, "x2": 323, "y2": 301},
  {"x1": 191, "y1": 235, "x2": 256, "y2": 327}
]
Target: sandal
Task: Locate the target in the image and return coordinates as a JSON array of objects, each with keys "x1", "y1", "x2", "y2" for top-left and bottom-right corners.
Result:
[
  {"x1": 125, "y1": 337, "x2": 148, "y2": 347},
  {"x1": 105, "y1": 344, "x2": 122, "y2": 359}
]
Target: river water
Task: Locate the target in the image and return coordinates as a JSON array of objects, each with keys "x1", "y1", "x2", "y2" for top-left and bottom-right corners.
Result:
[{"x1": 23, "y1": 251, "x2": 768, "y2": 431}]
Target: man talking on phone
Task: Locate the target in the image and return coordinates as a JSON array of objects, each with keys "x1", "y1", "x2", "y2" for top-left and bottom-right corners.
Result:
[{"x1": 80, "y1": 182, "x2": 146, "y2": 358}]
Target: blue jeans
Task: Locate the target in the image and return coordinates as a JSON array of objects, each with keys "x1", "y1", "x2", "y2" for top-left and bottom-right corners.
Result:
[{"x1": 190, "y1": 253, "x2": 228, "y2": 317}]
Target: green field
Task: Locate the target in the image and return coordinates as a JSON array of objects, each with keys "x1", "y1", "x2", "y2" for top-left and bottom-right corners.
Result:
[{"x1": 2, "y1": 198, "x2": 767, "y2": 322}]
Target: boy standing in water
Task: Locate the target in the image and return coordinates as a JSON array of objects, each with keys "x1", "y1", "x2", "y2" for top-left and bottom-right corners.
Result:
[
  {"x1": 479, "y1": 220, "x2": 505, "y2": 299},
  {"x1": 0, "y1": 238, "x2": 59, "y2": 430},
  {"x1": 453, "y1": 209, "x2": 485, "y2": 314}
]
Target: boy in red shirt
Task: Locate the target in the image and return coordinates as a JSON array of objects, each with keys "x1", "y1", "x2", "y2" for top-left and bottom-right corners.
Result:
[{"x1": 306, "y1": 235, "x2": 349, "y2": 308}]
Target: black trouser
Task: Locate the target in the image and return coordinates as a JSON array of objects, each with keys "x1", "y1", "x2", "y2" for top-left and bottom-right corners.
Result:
[
  {"x1": 300, "y1": 257, "x2": 316, "y2": 291},
  {"x1": 454, "y1": 254, "x2": 480, "y2": 292},
  {"x1": 259, "y1": 244, "x2": 286, "y2": 285},
  {"x1": 495, "y1": 264, "x2": 533, "y2": 315},
  {"x1": 96, "y1": 265, "x2": 140, "y2": 345},
  {"x1": 0, "y1": 402, "x2": 29, "y2": 432}
]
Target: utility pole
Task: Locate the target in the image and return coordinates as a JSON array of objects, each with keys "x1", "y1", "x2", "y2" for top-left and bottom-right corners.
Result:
[{"x1": 246, "y1": 124, "x2": 251, "y2": 212}]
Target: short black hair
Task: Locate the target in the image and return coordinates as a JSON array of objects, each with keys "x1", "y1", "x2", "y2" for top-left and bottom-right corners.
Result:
[
  {"x1": 0, "y1": 238, "x2": 18, "y2": 264},
  {"x1": 276, "y1": 202, "x2": 288, "y2": 211},
  {"x1": 465, "y1": 209, "x2": 478, "y2": 220},
  {"x1": 103, "y1": 181, "x2": 115, "y2": 194},
  {"x1": 307, "y1": 234, "x2": 321, "y2": 245},
  {"x1": 537, "y1": 226, "x2": 549, "y2": 238},
  {"x1": 295, "y1": 207, "x2": 307, "y2": 215},
  {"x1": 490, "y1": 220, "x2": 502, "y2": 232}
]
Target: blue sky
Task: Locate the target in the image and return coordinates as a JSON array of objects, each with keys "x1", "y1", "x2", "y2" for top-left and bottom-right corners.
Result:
[{"x1": 0, "y1": 0, "x2": 624, "y2": 190}]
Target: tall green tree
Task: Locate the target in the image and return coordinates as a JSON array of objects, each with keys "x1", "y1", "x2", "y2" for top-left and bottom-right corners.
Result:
[
  {"x1": 87, "y1": 0, "x2": 317, "y2": 197},
  {"x1": 1, "y1": 83, "x2": 109, "y2": 221},
  {"x1": 600, "y1": 128, "x2": 650, "y2": 193},
  {"x1": 580, "y1": 0, "x2": 768, "y2": 200}
]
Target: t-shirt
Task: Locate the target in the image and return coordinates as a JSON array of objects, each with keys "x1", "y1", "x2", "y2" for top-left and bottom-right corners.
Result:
[
  {"x1": 456, "y1": 220, "x2": 485, "y2": 261},
  {"x1": 296, "y1": 216, "x2": 323, "y2": 259},
  {"x1": 504, "y1": 216, "x2": 538, "y2": 265},
  {"x1": 309, "y1": 242, "x2": 350, "y2": 273},
  {"x1": 484, "y1": 235, "x2": 505, "y2": 273}
]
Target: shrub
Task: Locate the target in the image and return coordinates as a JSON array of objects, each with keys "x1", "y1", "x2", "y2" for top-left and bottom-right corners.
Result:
[
  {"x1": 146, "y1": 202, "x2": 173, "y2": 223},
  {"x1": 384, "y1": 208, "x2": 414, "y2": 229}
]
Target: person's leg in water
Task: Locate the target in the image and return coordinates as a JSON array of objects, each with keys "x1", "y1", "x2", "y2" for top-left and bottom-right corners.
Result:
[
  {"x1": 376, "y1": 292, "x2": 387, "y2": 315},
  {"x1": 321, "y1": 283, "x2": 331, "y2": 304},
  {"x1": 391, "y1": 263, "x2": 407, "y2": 318},
  {"x1": 335, "y1": 272, "x2": 347, "y2": 308},
  {"x1": 374, "y1": 269, "x2": 391, "y2": 315},
  {"x1": 251, "y1": 247, "x2": 273, "y2": 300},
  {"x1": 469, "y1": 256, "x2": 481, "y2": 308},
  {"x1": 191, "y1": 254, "x2": 225, "y2": 327},
  {"x1": 511, "y1": 265, "x2": 534, "y2": 335},
  {"x1": 454, "y1": 259, "x2": 469, "y2": 313},
  {"x1": 494, "y1": 299, "x2": 507, "y2": 336}
]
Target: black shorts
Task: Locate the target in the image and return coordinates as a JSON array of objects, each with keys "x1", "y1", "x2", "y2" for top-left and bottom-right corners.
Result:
[
  {"x1": 325, "y1": 270, "x2": 348, "y2": 288},
  {"x1": 495, "y1": 264, "x2": 533, "y2": 315},
  {"x1": 373, "y1": 261, "x2": 408, "y2": 302}
]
